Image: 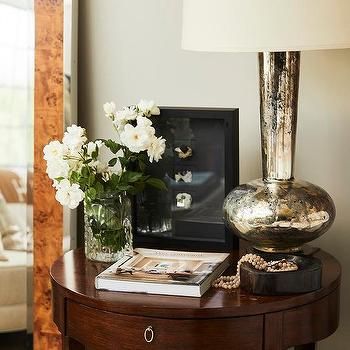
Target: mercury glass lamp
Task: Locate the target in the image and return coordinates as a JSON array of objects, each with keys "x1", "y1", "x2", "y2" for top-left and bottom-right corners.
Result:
[{"x1": 182, "y1": 0, "x2": 350, "y2": 252}]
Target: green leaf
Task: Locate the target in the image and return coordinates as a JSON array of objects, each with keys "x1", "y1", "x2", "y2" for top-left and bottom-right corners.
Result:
[
  {"x1": 94, "y1": 181, "x2": 104, "y2": 195},
  {"x1": 138, "y1": 159, "x2": 146, "y2": 173},
  {"x1": 88, "y1": 173, "x2": 95, "y2": 186},
  {"x1": 104, "y1": 139, "x2": 121, "y2": 154},
  {"x1": 81, "y1": 166, "x2": 89, "y2": 178},
  {"x1": 54, "y1": 176, "x2": 65, "y2": 181},
  {"x1": 116, "y1": 185, "x2": 134, "y2": 192},
  {"x1": 132, "y1": 182, "x2": 145, "y2": 194},
  {"x1": 124, "y1": 171, "x2": 143, "y2": 183},
  {"x1": 86, "y1": 187, "x2": 97, "y2": 201},
  {"x1": 119, "y1": 157, "x2": 129, "y2": 168},
  {"x1": 79, "y1": 177, "x2": 87, "y2": 188},
  {"x1": 70, "y1": 171, "x2": 80, "y2": 183},
  {"x1": 140, "y1": 175, "x2": 150, "y2": 181},
  {"x1": 110, "y1": 173, "x2": 120, "y2": 187},
  {"x1": 108, "y1": 157, "x2": 118, "y2": 167},
  {"x1": 146, "y1": 178, "x2": 167, "y2": 191}
]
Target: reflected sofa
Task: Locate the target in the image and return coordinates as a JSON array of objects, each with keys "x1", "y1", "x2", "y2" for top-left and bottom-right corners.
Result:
[{"x1": 0, "y1": 169, "x2": 33, "y2": 333}]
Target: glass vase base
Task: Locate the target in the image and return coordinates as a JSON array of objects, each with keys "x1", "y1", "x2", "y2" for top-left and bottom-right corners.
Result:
[
  {"x1": 85, "y1": 245, "x2": 133, "y2": 263},
  {"x1": 84, "y1": 221, "x2": 133, "y2": 263},
  {"x1": 84, "y1": 192, "x2": 133, "y2": 263}
]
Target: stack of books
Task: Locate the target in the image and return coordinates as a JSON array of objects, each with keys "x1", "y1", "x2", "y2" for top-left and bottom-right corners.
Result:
[{"x1": 95, "y1": 248, "x2": 231, "y2": 297}]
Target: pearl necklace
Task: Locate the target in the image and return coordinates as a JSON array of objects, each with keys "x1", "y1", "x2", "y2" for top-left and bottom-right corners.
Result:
[{"x1": 213, "y1": 253, "x2": 298, "y2": 290}]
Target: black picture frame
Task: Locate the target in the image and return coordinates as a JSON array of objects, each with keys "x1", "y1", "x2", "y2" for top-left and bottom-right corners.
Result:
[{"x1": 133, "y1": 107, "x2": 239, "y2": 252}]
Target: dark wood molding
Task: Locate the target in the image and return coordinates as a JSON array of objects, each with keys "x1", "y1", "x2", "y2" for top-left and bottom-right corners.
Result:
[{"x1": 34, "y1": 0, "x2": 64, "y2": 349}]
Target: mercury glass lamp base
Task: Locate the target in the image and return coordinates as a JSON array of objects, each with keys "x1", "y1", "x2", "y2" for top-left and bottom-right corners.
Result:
[
  {"x1": 223, "y1": 178, "x2": 335, "y2": 253},
  {"x1": 253, "y1": 245, "x2": 303, "y2": 254}
]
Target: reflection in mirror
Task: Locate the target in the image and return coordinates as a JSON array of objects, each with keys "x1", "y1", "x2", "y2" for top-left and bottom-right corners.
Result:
[{"x1": 0, "y1": 0, "x2": 34, "y2": 349}]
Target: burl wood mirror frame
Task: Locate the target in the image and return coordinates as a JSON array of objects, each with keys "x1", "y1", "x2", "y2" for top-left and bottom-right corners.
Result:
[{"x1": 34, "y1": 0, "x2": 63, "y2": 349}]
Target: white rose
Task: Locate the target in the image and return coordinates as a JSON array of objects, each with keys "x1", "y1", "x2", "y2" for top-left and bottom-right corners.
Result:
[
  {"x1": 114, "y1": 111, "x2": 127, "y2": 123},
  {"x1": 66, "y1": 146, "x2": 81, "y2": 159},
  {"x1": 120, "y1": 124, "x2": 154, "y2": 153},
  {"x1": 115, "y1": 106, "x2": 138, "y2": 121},
  {"x1": 147, "y1": 136, "x2": 166, "y2": 163},
  {"x1": 55, "y1": 179, "x2": 85, "y2": 209},
  {"x1": 103, "y1": 101, "x2": 116, "y2": 117},
  {"x1": 86, "y1": 140, "x2": 103, "y2": 156},
  {"x1": 43, "y1": 140, "x2": 68, "y2": 162},
  {"x1": 46, "y1": 159, "x2": 69, "y2": 180},
  {"x1": 136, "y1": 116, "x2": 153, "y2": 127},
  {"x1": 62, "y1": 125, "x2": 87, "y2": 152},
  {"x1": 137, "y1": 100, "x2": 160, "y2": 117}
]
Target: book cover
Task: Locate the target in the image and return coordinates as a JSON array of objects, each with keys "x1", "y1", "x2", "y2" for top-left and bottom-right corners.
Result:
[{"x1": 95, "y1": 248, "x2": 231, "y2": 297}]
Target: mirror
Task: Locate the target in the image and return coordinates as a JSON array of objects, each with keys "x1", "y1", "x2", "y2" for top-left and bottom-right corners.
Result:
[{"x1": 0, "y1": 0, "x2": 34, "y2": 348}]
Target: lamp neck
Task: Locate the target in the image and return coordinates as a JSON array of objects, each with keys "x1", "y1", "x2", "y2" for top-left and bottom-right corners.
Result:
[{"x1": 259, "y1": 51, "x2": 300, "y2": 181}]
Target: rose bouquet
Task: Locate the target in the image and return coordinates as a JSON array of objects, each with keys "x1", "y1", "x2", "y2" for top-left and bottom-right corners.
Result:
[{"x1": 43, "y1": 99, "x2": 166, "y2": 262}]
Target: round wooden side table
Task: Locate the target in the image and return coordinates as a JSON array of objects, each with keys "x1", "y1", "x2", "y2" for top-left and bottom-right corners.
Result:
[{"x1": 51, "y1": 248, "x2": 340, "y2": 350}]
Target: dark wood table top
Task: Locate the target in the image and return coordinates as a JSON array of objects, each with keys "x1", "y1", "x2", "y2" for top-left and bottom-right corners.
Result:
[{"x1": 50, "y1": 248, "x2": 341, "y2": 319}]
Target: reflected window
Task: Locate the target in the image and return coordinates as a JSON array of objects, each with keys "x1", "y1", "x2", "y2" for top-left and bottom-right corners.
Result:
[
  {"x1": 0, "y1": 1, "x2": 34, "y2": 348},
  {"x1": 0, "y1": 1, "x2": 34, "y2": 168}
]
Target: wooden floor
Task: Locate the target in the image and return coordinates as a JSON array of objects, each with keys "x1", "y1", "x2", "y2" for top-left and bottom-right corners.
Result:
[{"x1": 0, "y1": 332, "x2": 32, "y2": 350}]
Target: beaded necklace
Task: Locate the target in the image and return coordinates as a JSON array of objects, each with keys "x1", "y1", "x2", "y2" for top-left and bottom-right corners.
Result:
[{"x1": 213, "y1": 253, "x2": 298, "y2": 290}]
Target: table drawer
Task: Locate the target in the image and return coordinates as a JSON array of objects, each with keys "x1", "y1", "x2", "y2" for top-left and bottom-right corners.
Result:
[{"x1": 67, "y1": 300, "x2": 263, "y2": 350}]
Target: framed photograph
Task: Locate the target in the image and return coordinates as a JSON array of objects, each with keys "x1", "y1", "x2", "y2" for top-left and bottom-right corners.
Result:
[{"x1": 133, "y1": 107, "x2": 239, "y2": 252}]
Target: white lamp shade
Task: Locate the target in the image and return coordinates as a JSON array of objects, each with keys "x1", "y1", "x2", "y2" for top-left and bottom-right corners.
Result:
[{"x1": 182, "y1": 0, "x2": 350, "y2": 52}]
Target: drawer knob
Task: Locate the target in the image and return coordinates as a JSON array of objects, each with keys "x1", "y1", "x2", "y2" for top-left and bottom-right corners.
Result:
[{"x1": 144, "y1": 326, "x2": 154, "y2": 343}]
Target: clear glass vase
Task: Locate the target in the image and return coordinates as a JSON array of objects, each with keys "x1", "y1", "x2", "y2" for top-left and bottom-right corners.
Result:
[{"x1": 84, "y1": 192, "x2": 132, "y2": 262}]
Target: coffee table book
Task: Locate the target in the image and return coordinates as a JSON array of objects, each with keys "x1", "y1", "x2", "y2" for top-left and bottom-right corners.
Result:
[{"x1": 95, "y1": 248, "x2": 231, "y2": 297}]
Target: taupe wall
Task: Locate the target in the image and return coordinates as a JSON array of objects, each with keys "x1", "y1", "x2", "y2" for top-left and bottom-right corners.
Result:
[{"x1": 78, "y1": 1, "x2": 350, "y2": 348}]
